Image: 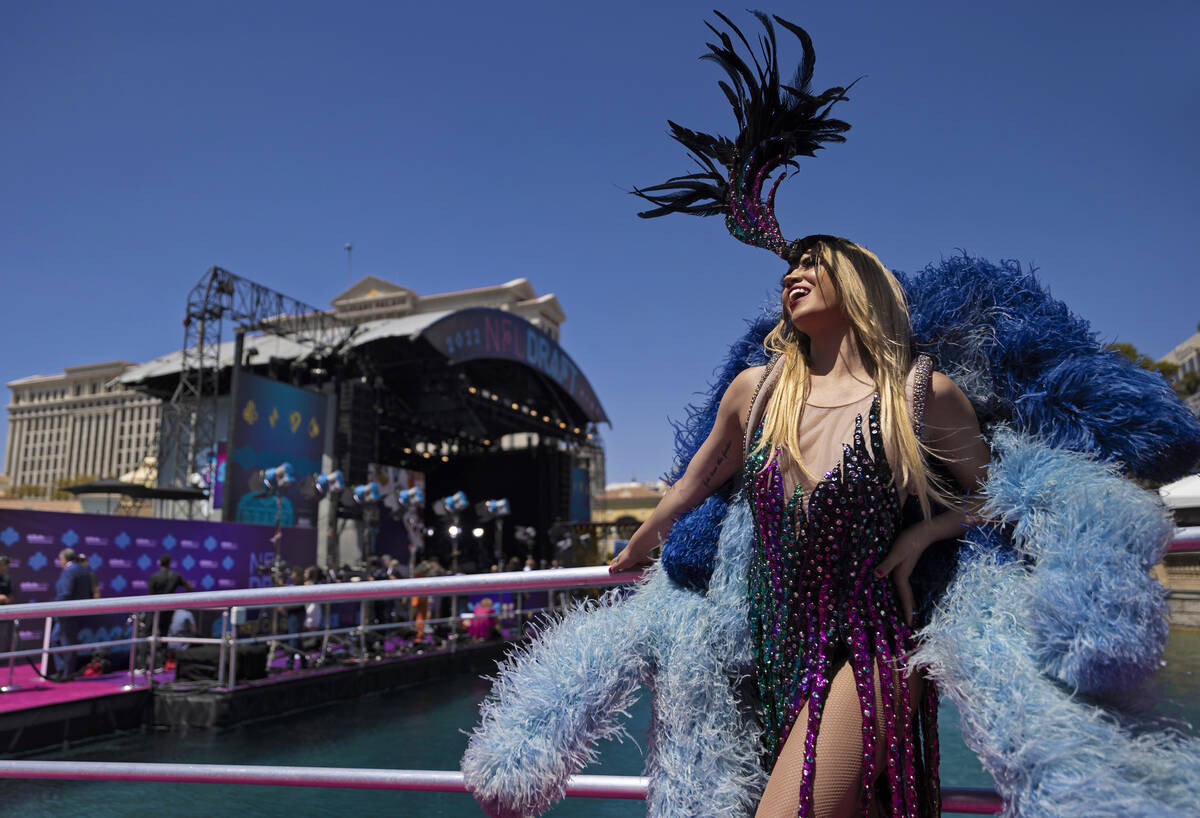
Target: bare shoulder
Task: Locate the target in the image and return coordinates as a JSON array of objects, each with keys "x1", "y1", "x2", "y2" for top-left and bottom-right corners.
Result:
[
  {"x1": 726, "y1": 366, "x2": 765, "y2": 402},
  {"x1": 720, "y1": 365, "x2": 765, "y2": 421},
  {"x1": 926, "y1": 371, "x2": 979, "y2": 429}
]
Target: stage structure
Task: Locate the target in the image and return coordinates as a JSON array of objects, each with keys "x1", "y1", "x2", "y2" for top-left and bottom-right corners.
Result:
[
  {"x1": 123, "y1": 272, "x2": 609, "y2": 570},
  {"x1": 156, "y1": 267, "x2": 357, "y2": 520}
]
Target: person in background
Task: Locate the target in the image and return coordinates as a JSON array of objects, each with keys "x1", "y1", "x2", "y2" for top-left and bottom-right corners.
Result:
[
  {"x1": 75, "y1": 552, "x2": 100, "y2": 598},
  {"x1": 50, "y1": 548, "x2": 93, "y2": 681},
  {"x1": 468, "y1": 598, "x2": 498, "y2": 641},
  {"x1": 147, "y1": 555, "x2": 192, "y2": 640},
  {"x1": 166, "y1": 608, "x2": 197, "y2": 669},
  {"x1": 302, "y1": 565, "x2": 324, "y2": 652}
]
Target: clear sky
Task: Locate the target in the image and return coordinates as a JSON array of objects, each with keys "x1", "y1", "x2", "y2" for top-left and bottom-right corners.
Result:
[{"x1": 2, "y1": 0, "x2": 1197, "y2": 485}]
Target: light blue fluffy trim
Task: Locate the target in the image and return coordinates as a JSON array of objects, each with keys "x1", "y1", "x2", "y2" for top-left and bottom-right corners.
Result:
[
  {"x1": 912, "y1": 429, "x2": 1199, "y2": 816},
  {"x1": 463, "y1": 499, "x2": 764, "y2": 816},
  {"x1": 983, "y1": 427, "x2": 1173, "y2": 698}
]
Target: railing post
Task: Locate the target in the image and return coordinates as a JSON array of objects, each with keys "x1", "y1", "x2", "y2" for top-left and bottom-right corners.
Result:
[
  {"x1": 217, "y1": 609, "x2": 229, "y2": 687},
  {"x1": 227, "y1": 608, "x2": 240, "y2": 688},
  {"x1": 1, "y1": 619, "x2": 22, "y2": 693},
  {"x1": 147, "y1": 609, "x2": 161, "y2": 685},
  {"x1": 40, "y1": 615, "x2": 52, "y2": 678},
  {"x1": 358, "y1": 600, "x2": 368, "y2": 660},
  {"x1": 124, "y1": 614, "x2": 140, "y2": 691}
]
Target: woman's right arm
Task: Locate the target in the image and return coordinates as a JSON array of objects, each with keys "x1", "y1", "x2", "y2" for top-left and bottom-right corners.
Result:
[{"x1": 608, "y1": 367, "x2": 761, "y2": 574}]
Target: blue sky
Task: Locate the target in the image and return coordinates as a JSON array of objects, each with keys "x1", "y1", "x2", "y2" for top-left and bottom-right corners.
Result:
[{"x1": 2, "y1": 0, "x2": 1197, "y2": 485}]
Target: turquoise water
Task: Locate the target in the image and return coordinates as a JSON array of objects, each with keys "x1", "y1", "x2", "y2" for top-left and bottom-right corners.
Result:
[{"x1": 4, "y1": 631, "x2": 1197, "y2": 817}]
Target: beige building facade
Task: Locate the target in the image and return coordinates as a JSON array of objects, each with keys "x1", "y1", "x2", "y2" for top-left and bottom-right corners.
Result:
[
  {"x1": 5, "y1": 361, "x2": 162, "y2": 498},
  {"x1": 592, "y1": 480, "x2": 668, "y2": 558},
  {"x1": 1160, "y1": 330, "x2": 1200, "y2": 415}
]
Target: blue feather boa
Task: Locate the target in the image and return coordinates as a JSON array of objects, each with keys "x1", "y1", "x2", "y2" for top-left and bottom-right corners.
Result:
[{"x1": 463, "y1": 255, "x2": 1200, "y2": 816}]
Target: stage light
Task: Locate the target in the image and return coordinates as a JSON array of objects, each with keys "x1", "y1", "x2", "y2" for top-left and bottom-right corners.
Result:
[
  {"x1": 511, "y1": 402, "x2": 519, "y2": 410},
  {"x1": 573, "y1": 427, "x2": 581, "y2": 434},
  {"x1": 468, "y1": 386, "x2": 477, "y2": 394},
  {"x1": 396, "y1": 486, "x2": 424, "y2": 508},
  {"x1": 448, "y1": 524, "x2": 461, "y2": 538},
  {"x1": 315, "y1": 471, "x2": 345, "y2": 497},
  {"x1": 475, "y1": 498, "x2": 510, "y2": 519},
  {"x1": 263, "y1": 463, "x2": 295, "y2": 493},
  {"x1": 425, "y1": 527, "x2": 435, "y2": 537},
  {"x1": 433, "y1": 491, "x2": 469, "y2": 516},
  {"x1": 472, "y1": 527, "x2": 485, "y2": 538},
  {"x1": 352, "y1": 482, "x2": 381, "y2": 504},
  {"x1": 440, "y1": 455, "x2": 449, "y2": 462}
]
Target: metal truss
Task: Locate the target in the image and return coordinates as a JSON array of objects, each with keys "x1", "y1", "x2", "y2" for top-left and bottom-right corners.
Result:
[{"x1": 157, "y1": 266, "x2": 356, "y2": 518}]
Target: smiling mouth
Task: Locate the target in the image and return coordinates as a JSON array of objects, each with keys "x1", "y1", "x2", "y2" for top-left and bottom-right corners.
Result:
[{"x1": 787, "y1": 286, "x2": 810, "y2": 307}]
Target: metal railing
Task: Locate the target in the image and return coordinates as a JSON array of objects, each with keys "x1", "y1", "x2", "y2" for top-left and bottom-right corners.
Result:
[{"x1": 0, "y1": 566, "x2": 1003, "y2": 813}]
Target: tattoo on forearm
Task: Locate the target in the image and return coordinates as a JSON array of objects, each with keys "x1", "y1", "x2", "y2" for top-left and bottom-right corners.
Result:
[{"x1": 702, "y1": 440, "x2": 733, "y2": 490}]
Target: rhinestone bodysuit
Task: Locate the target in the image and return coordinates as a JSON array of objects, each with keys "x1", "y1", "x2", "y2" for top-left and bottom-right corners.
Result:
[{"x1": 746, "y1": 391, "x2": 940, "y2": 817}]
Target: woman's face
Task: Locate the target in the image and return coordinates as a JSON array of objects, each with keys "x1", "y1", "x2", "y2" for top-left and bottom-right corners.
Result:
[{"x1": 781, "y1": 249, "x2": 843, "y2": 332}]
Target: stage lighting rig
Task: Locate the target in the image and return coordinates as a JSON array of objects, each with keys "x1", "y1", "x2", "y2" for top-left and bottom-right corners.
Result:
[
  {"x1": 262, "y1": 463, "x2": 295, "y2": 494},
  {"x1": 353, "y1": 482, "x2": 382, "y2": 504},
  {"x1": 474, "y1": 498, "x2": 510, "y2": 520},
  {"x1": 314, "y1": 471, "x2": 345, "y2": 497},
  {"x1": 433, "y1": 491, "x2": 469, "y2": 517},
  {"x1": 396, "y1": 486, "x2": 424, "y2": 508}
]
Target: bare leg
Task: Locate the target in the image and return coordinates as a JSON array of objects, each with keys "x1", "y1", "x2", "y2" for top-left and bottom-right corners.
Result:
[{"x1": 755, "y1": 661, "x2": 924, "y2": 818}]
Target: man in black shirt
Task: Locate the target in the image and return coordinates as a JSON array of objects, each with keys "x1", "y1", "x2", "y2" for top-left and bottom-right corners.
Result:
[{"x1": 147, "y1": 555, "x2": 192, "y2": 642}]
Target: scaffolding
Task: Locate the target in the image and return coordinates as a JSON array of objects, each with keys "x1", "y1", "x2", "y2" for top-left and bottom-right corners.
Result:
[{"x1": 157, "y1": 266, "x2": 356, "y2": 518}]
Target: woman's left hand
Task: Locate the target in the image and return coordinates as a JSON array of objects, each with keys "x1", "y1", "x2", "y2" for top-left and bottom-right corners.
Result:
[{"x1": 874, "y1": 528, "x2": 930, "y2": 628}]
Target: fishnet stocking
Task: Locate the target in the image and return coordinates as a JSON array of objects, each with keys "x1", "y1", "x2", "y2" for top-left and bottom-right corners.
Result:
[{"x1": 754, "y1": 661, "x2": 924, "y2": 818}]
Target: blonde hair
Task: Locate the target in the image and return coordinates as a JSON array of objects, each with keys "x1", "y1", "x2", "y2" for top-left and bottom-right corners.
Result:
[{"x1": 756, "y1": 237, "x2": 942, "y2": 518}]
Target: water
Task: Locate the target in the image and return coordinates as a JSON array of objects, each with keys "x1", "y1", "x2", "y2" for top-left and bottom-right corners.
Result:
[{"x1": 4, "y1": 631, "x2": 1197, "y2": 817}]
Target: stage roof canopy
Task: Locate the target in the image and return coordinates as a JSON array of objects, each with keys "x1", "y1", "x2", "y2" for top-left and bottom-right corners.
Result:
[{"x1": 119, "y1": 308, "x2": 609, "y2": 455}]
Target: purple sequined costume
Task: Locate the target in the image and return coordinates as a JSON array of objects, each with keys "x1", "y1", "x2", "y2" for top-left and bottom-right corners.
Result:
[{"x1": 746, "y1": 394, "x2": 940, "y2": 817}]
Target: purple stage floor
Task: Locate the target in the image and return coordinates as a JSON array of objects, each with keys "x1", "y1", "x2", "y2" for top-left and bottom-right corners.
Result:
[
  {"x1": 0, "y1": 634, "x2": 499, "y2": 719},
  {"x1": 0, "y1": 663, "x2": 163, "y2": 715}
]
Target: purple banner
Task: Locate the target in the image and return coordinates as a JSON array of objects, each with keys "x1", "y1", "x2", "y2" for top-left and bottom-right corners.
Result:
[{"x1": 0, "y1": 509, "x2": 317, "y2": 605}]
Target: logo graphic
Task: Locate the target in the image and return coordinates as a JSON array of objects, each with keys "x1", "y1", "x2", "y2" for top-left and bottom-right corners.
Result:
[
  {"x1": 222, "y1": 555, "x2": 235, "y2": 571},
  {"x1": 243, "y1": 400, "x2": 259, "y2": 425},
  {"x1": 269, "y1": 406, "x2": 279, "y2": 428},
  {"x1": 163, "y1": 534, "x2": 177, "y2": 551},
  {"x1": 201, "y1": 575, "x2": 215, "y2": 590},
  {"x1": 204, "y1": 536, "x2": 218, "y2": 552},
  {"x1": 115, "y1": 532, "x2": 131, "y2": 550},
  {"x1": 27, "y1": 552, "x2": 48, "y2": 572},
  {"x1": 0, "y1": 527, "x2": 18, "y2": 547},
  {"x1": 88, "y1": 553, "x2": 103, "y2": 570},
  {"x1": 182, "y1": 555, "x2": 196, "y2": 571},
  {"x1": 110, "y1": 575, "x2": 128, "y2": 593},
  {"x1": 137, "y1": 554, "x2": 152, "y2": 571},
  {"x1": 309, "y1": 417, "x2": 320, "y2": 438},
  {"x1": 289, "y1": 410, "x2": 302, "y2": 433},
  {"x1": 61, "y1": 530, "x2": 79, "y2": 547}
]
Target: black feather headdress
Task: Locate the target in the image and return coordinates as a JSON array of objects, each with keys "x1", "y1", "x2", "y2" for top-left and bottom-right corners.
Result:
[{"x1": 633, "y1": 11, "x2": 854, "y2": 259}]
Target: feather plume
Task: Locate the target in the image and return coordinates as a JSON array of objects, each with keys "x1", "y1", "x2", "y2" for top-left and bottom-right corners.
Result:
[{"x1": 632, "y1": 11, "x2": 853, "y2": 256}]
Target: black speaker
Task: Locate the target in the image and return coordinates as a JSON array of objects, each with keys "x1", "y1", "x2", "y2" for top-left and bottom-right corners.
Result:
[{"x1": 175, "y1": 643, "x2": 268, "y2": 682}]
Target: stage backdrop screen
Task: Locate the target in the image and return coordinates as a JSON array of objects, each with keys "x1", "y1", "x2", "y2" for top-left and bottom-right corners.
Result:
[{"x1": 227, "y1": 371, "x2": 327, "y2": 528}]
